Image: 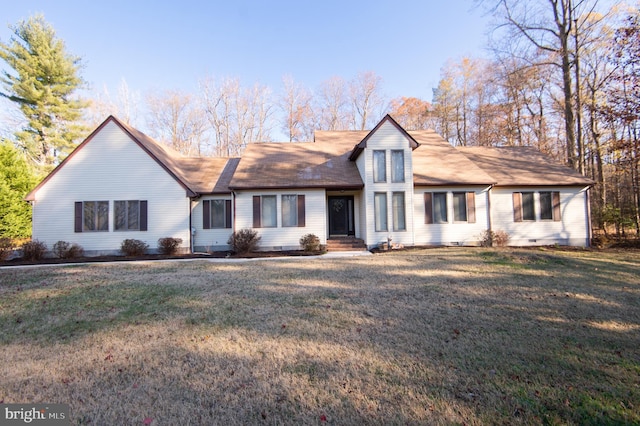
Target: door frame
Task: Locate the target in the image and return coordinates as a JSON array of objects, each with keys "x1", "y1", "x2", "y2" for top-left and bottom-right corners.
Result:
[{"x1": 328, "y1": 195, "x2": 355, "y2": 236}]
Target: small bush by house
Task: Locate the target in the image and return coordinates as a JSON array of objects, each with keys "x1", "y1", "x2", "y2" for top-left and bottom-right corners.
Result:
[
  {"x1": 479, "y1": 230, "x2": 510, "y2": 247},
  {"x1": 299, "y1": 234, "x2": 321, "y2": 252},
  {"x1": 227, "y1": 229, "x2": 261, "y2": 254},
  {"x1": 52, "y1": 241, "x2": 84, "y2": 259},
  {"x1": 21, "y1": 240, "x2": 48, "y2": 261},
  {"x1": 157, "y1": 237, "x2": 183, "y2": 255},
  {"x1": 120, "y1": 239, "x2": 149, "y2": 256},
  {"x1": 0, "y1": 238, "x2": 13, "y2": 261}
]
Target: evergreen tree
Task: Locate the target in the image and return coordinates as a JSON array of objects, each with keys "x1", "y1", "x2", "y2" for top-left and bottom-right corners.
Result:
[
  {"x1": 0, "y1": 140, "x2": 37, "y2": 239},
  {"x1": 0, "y1": 14, "x2": 87, "y2": 169}
]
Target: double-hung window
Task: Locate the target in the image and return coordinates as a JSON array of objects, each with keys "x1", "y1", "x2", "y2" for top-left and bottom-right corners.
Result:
[
  {"x1": 252, "y1": 195, "x2": 277, "y2": 228},
  {"x1": 282, "y1": 194, "x2": 306, "y2": 227},
  {"x1": 452, "y1": 192, "x2": 476, "y2": 223},
  {"x1": 514, "y1": 191, "x2": 561, "y2": 222},
  {"x1": 75, "y1": 201, "x2": 109, "y2": 232},
  {"x1": 424, "y1": 192, "x2": 448, "y2": 224},
  {"x1": 115, "y1": 200, "x2": 147, "y2": 231},
  {"x1": 202, "y1": 199, "x2": 232, "y2": 229}
]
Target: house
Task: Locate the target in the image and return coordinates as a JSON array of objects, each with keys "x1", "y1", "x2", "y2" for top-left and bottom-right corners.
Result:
[{"x1": 25, "y1": 114, "x2": 594, "y2": 255}]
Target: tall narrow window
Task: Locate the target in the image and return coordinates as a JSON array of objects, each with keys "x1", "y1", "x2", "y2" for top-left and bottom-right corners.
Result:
[
  {"x1": 433, "y1": 192, "x2": 448, "y2": 223},
  {"x1": 452, "y1": 192, "x2": 467, "y2": 222},
  {"x1": 262, "y1": 195, "x2": 277, "y2": 227},
  {"x1": 540, "y1": 192, "x2": 553, "y2": 220},
  {"x1": 391, "y1": 150, "x2": 404, "y2": 182},
  {"x1": 522, "y1": 192, "x2": 535, "y2": 221},
  {"x1": 374, "y1": 192, "x2": 388, "y2": 232},
  {"x1": 373, "y1": 150, "x2": 386, "y2": 182},
  {"x1": 392, "y1": 192, "x2": 406, "y2": 231}
]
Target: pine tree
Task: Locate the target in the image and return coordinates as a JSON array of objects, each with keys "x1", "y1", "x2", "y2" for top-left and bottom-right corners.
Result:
[
  {"x1": 0, "y1": 14, "x2": 87, "y2": 169},
  {"x1": 0, "y1": 140, "x2": 37, "y2": 239}
]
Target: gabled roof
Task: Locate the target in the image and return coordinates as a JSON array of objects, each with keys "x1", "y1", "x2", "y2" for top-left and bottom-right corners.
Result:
[
  {"x1": 410, "y1": 130, "x2": 496, "y2": 186},
  {"x1": 458, "y1": 146, "x2": 594, "y2": 187},
  {"x1": 25, "y1": 116, "x2": 237, "y2": 200},
  {"x1": 348, "y1": 114, "x2": 419, "y2": 161}
]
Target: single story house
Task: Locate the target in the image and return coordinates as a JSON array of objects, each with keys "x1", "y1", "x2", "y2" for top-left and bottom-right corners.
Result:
[{"x1": 25, "y1": 114, "x2": 594, "y2": 255}]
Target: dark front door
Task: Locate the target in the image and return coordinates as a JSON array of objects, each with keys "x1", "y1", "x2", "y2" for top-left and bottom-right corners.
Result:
[{"x1": 328, "y1": 196, "x2": 355, "y2": 236}]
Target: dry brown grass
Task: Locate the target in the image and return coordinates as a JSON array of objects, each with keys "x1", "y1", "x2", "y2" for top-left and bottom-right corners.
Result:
[{"x1": 0, "y1": 247, "x2": 638, "y2": 425}]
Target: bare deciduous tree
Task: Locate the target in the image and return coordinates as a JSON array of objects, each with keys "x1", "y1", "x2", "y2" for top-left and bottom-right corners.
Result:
[
  {"x1": 279, "y1": 75, "x2": 314, "y2": 141},
  {"x1": 348, "y1": 71, "x2": 386, "y2": 130}
]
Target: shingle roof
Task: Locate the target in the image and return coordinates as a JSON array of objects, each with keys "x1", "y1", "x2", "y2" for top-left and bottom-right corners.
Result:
[
  {"x1": 229, "y1": 139, "x2": 364, "y2": 190},
  {"x1": 410, "y1": 130, "x2": 496, "y2": 186},
  {"x1": 458, "y1": 146, "x2": 594, "y2": 186}
]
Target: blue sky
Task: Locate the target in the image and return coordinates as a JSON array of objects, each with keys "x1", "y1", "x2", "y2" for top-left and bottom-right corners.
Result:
[{"x1": 1, "y1": 1, "x2": 491, "y2": 103}]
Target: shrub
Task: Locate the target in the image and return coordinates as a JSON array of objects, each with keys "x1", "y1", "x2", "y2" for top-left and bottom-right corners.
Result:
[
  {"x1": 299, "y1": 233, "x2": 321, "y2": 252},
  {"x1": 479, "y1": 230, "x2": 510, "y2": 247},
  {"x1": 21, "y1": 240, "x2": 48, "y2": 261},
  {"x1": 120, "y1": 239, "x2": 149, "y2": 256},
  {"x1": 52, "y1": 241, "x2": 84, "y2": 259},
  {"x1": 158, "y1": 237, "x2": 183, "y2": 255},
  {"x1": 227, "y1": 229, "x2": 261, "y2": 254},
  {"x1": 0, "y1": 238, "x2": 13, "y2": 261}
]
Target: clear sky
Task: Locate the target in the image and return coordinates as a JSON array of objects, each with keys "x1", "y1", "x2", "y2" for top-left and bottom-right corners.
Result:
[{"x1": 1, "y1": 0, "x2": 491, "y2": 126}]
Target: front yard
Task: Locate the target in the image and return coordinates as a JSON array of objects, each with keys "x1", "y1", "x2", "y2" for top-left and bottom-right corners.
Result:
[{"x1": 0, "y1": 247, "x2": 638, "y2": 425}]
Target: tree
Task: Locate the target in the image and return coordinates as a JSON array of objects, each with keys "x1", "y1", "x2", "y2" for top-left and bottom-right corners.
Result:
[
  {"x1": 201, "y1": 76, "x2": 273, "y2": 156},
  {"x1": 279, "y1": 75, "x2": 314, "y2": 141},
  {"x1": 348, "y1": 71, "x2": 386, "y2": 130},
  {"x1": 0, "y1": 14, "x2": 87, "y2": 169},
  {"x1": 0, "y1": 139, "x2": 37, "y2": 238},
  {"x1": 316, "y1": 76, "x2": 350, "y2": 131},
  {"x1": 389, "y1": 97, "x2": 433, "y2": 130},
  {"x1": 146, "y1": 89, "x2": 208, "y2": 156}
]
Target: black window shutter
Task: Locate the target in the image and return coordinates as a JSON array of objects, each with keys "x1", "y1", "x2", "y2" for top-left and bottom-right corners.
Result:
[
  {"x1": 140, "y1": 201, "x2": 148, "y2": 231},
  {"x1": 513, "y1": 193, "x2": 523, "y2": 222},
  {"x1": 74, "y1": 202, "x2": 83, "y2": 233},
  {"x1": 253, "y1": 196, "x2": 261, "y2": 228},
  {"x1": 552, "y1": 192, "x2": 561, "y2": 221},
  {"x1": 225, "y1": 199, "x2": 232, "y2": 228},
  {"x1": 424, "y1": 193, "x2": 433, "y2": 224},
  {"x1": 203, "y1": 200, "x2": 211, "y2": 229},
  {"x1": 297, "y1": 195, "x2": 305, "y2": 227},
  {"x1": 467, "y1": 192, "x2": 476, "y2": 223}
]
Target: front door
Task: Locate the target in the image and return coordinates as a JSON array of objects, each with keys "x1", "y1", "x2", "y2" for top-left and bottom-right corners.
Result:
[{"x1": 328, "y1": 196, "x2": 355, "y2": 236}]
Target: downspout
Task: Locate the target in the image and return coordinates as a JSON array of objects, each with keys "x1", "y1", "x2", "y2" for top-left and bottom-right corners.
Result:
[
  {"x1": 487, "y1": 185, "x2": 494, "y2": 236},
  {"x1": 586, "y1": 186, "x2": 592, "y2": 247},
  {"x1": 189, "y1": 198, "x2": 195, "y2": 254}
]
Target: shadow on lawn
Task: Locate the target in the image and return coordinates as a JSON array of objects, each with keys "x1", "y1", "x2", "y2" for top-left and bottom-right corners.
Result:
[{"x1": 0, "y1": 248, "x2": 638, "y2": 424}]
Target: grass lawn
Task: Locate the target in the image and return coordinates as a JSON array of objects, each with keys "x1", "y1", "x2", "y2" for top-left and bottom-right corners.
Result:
[{"x1": 0, "y1": 247, "x2": 638, "y2": 425}]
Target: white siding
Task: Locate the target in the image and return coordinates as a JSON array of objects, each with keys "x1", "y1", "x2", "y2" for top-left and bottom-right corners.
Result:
[
  {"x1": 192, "y1": 196, "x2": 234, "y2": 251},
  {"x1": 234, "y1": 189, "x2": 327, "y2": 250},
  {"x1": 490, "y1": 187, "x2": 590, "y2": 246},
  {"x1": 31, "y1": 121, "x2": 190, "y2": 255},
  {"x1": 413, "y1": 186, "x2": 490, "y2": 246},
  {"x1": 359, "y1": 121, "x2": 415, "y2": 248}
]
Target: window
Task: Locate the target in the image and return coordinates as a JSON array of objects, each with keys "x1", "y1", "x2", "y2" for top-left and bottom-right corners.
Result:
[
  {"x1": 391, "y1": 150, "x2": 405, "y2": 183},
  {"x1": 374, "y1": 192, "x2": 387, "y2": 231},
  {"x1": 75, "y1": 201, "x2": 109, "y2": 232},
  {"x1": 539, "y1": 192, "x2": 552, "y2": 220},
  {"x1": 373, "y1": 150, "x2": 386, "y2": 182},
  {"x1": 513, "y1": 191, "x2": 560, "y2": 222},
  {"x1": 115, "y1": 200, "x2": 148, "y2": 231},
  {"x1": 452, "y1": 192, "x2": 467, "y2": 222},
  {"x1": 282, "y1": 194, "x2": 306, "y2": 227},
  {"x1": 424, "y1": 192, "x2": 448, "y2": 224},
  {"x1": 392, "y1": 192, "x2": 406, "y2": 231},
  {"x1": 203, "y1": 199, "x2": 232, "y2": 229}
]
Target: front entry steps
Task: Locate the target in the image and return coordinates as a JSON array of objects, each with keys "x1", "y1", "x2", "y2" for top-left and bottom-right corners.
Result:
[{"x1": 326, "y1": 237, "x2": 367, "y2": 252}]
